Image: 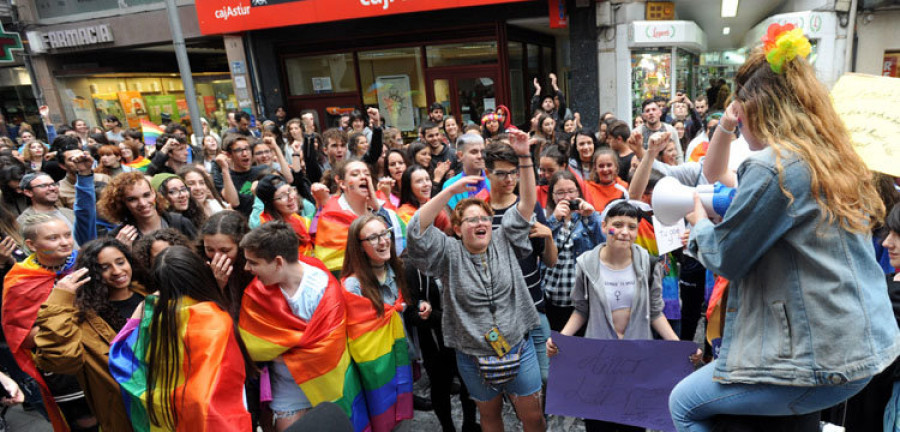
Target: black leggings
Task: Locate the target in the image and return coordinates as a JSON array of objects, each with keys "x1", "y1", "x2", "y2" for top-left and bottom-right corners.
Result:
[
  {"x1": 417, "y1": 325, "x2": 477, "y2": 432},
  {"x1": 678, "y1": 255, "x2": 707, "y2": 342}
]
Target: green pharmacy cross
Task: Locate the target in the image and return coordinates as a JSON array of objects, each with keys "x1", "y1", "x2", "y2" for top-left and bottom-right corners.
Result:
[{"x1": 0, "y1": 22, "x2": 23, "y2": 63}]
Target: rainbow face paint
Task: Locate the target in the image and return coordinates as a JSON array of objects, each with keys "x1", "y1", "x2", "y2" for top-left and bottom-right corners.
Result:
[{"x1": 608, "y1": 228, "x2": 616, "y2": 236}]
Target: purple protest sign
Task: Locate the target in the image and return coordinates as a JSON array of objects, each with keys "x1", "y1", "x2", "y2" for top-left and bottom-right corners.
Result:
[{"x1": 545, "y1": 332, "x2": 697, "y2": 431}]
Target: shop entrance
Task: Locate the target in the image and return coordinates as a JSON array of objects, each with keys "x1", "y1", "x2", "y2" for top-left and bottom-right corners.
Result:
[{"x1": 427, "y1": 67, "x2": 500, "y2": 127}]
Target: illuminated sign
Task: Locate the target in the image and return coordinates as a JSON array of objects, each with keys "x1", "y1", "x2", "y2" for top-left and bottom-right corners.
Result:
[{"x1": 198, "y1": 0, "x2": 533, "y2": 35}]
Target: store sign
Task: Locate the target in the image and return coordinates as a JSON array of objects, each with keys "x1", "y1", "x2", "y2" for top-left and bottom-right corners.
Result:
[
  {"x1": 26, "y1": 24, "x2": 114, "y2": 53},
  {"x1": 745, "y1": 11, "x2": 833, "y2": 46},
  {"x1": 548, "y1": 0, "x2": 567, "y2": 29},
  {"x1": 630, "y1": 21, "x2": 707, "y2": 51},
  {"x1": 197, "y1": 0, "x2": 533, "y2": 35},
  {"x1": 0, "y1": 23, "x2": 24, "y2": 63}
]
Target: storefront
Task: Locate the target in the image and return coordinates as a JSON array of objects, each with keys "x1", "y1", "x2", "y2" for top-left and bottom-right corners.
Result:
[
  {"x1": 196, "y1": 0, "x2": 563, "y2": 134},
  {"x1": 0, "y1": 20, "x2": 40, "y2": 138},
  {"x1": 22, "y1": 3, "x2": 235, "y2": 133},
  {"x1": 623, "y1": 21, "x2": 707, "y2": 119}
]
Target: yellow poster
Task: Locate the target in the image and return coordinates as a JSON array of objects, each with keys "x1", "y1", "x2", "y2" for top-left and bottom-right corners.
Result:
[
  {"x1": 831, "y1": 73, "x2": 900, "y2": 177},
  {"x1": 117, "y1": 91, "x2": 150, "y2": 128}
]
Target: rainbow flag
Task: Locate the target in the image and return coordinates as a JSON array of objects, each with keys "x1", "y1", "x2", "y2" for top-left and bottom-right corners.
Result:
[
  {"x1": 140, "y1": 119, "x2": 164, "y2": 147},
  {"x1": 260, "y1": 211, "x2": 313, "y2": 257},
  {"x1": 342, "y1": 285, "x2": 413, "y2": 432},
  {"x1": 636, "y1": 216, "x2": 658, "y2": 257},
  {"x1": 2, "y1": 254, "x2": 77, "y2": 432},
  {"x1": 238, "y1": 256, "x2": 368, "y2": 431},
  {"x1": 125, "y1": 155, "x2": 151, "y2": 173},
  {"x1": 315, "y1": 197, "x2": 407, "y2": 273},
  {"x1": 109, "y1": 296, "x2": 252, "y2": 432}
]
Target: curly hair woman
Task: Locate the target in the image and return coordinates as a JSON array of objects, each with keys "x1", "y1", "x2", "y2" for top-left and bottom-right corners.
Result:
[
  {"x1": 669, "y1": 27, "x2": 900, "y2": 431},
  {"x1": 33, "y1": 238, "x2": 147, "y2": 431}
]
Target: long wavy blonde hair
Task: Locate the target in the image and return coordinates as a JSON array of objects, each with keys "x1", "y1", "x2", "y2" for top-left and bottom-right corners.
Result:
[{"x1": 733, "y1": 47, "x2": 883, "y2": 233}]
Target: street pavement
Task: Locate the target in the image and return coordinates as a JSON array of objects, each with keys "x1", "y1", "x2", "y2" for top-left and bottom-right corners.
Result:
[{"x1": 3, "y1": 405, "x2": 52, "y2": 432}]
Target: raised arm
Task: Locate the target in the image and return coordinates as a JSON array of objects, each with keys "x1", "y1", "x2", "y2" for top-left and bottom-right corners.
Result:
[
  {"x1": 214, "y1": 154, "x2": 240, "y2": 208},
  {"x1": 362, "y1": 108, "x2": 384, "y2": 167},
  {"x1": 418, "y1": 175, "x2": 482, "y2": 231},
  {"x1": 628, "y1": 132, "x2": 669, "y2": 199},
  {"x1": 703, "y1": 102, "x2": 738, "y2": 187},
  {"x1": 511, "y1": 130, "x2": 536, "y2": 220}
]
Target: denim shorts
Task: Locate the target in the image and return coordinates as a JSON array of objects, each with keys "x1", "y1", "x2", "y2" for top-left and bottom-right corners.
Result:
[{"x1": 455, "y1": 336, "x2": 543, "y2": 402}]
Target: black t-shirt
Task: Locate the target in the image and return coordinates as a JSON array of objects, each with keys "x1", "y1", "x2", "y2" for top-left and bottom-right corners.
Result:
[
  {"x1": 111, "y1": 292, "x2": 144, "y2": 322},
  {"x1": 492, "y1": 200, "x2": 547, "y2": 312},
  {"x1": 212, "y1": 164, "x2": 270, "y2": 216}
]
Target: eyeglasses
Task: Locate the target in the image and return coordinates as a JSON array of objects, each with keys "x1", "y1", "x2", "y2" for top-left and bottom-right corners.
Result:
[
  {"x1": 491, "y1": 169, "x2": 519, "y2": 180},
  {"x1": 254, "y1": 149, "x2": 273, "y2": 157},
  {"x1": 29, "y1": 182, "x2": 59, "y2": 190},
  {"x1": 359, "y1": 229, "x2": 392, "y2": 245},
  {"x1": 461, "y1": 215, "x2": 492, "y2": 225},
  {"x1": 167, "y1": 187, "x2": 189, "y2": 196},
  {"x1": 274, "y1": 187, "x2": 298, "y2": 202},
  {"x1": 553, "y1": 189, "x2": 579, "y2": 198},
  {"x1": 231, "y1": 146, "x2": 251, "y2": 154}
]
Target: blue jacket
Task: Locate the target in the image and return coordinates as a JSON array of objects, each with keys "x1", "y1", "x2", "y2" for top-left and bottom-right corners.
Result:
[
  {"x1": 688, "y1": 147, "x2": 900, "y2": 386},
  {"x1": 546, "y1": 211, "x2": 604, "y2": 259}
]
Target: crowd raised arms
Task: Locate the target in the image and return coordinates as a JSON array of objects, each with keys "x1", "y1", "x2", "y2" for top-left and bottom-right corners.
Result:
[{"x1": 0, "y1": 28, "x2": 898, "y2": 432}]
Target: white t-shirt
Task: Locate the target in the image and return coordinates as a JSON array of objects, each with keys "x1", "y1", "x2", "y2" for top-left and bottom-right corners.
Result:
[{"x1": 599, "y1": 262, "x2": 636, "y2": 311}]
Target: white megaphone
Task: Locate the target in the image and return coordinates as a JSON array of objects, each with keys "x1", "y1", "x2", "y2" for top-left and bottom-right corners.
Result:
[{"x1": 652, "y1": 176, "x2": 736, "y2": 226}]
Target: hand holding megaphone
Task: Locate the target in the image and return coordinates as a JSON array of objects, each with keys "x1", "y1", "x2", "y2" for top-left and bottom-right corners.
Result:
[{"x1": 651, "y1": 176, "x2": 736, "y2": 226}]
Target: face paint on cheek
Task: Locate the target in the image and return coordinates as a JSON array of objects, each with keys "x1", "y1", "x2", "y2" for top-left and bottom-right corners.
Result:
[{"x1": 608, "y1": 228, "x2": 616, "y2": 237}]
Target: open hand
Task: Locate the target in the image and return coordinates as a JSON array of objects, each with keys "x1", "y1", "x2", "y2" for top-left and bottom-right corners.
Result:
[
  {"x1": 115, "y1": 225, "x2": 139, "y2": 249},
  {"x1": 56, "y1": 268, "x2": 91, "y2": 293}
]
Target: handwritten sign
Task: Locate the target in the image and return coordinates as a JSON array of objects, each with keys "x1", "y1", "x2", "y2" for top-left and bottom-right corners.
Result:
[
  {"x1": 653, "y1": 215, "x2": 686, "y2": 255},
  {"x1": 545, "y1": 332, "x2": 697, "y2": 431},
  {"x1": 831, "y1": 73, "x2": 900, "y2": 177}
]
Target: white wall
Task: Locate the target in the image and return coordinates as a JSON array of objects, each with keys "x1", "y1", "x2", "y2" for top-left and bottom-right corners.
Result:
[{"x1": 854, "y1": 10, "x2": 900, "y2": 76}]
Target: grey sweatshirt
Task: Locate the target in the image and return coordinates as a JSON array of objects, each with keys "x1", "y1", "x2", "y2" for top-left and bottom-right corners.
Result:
[
  {"x1": 572, "y1": 243, "x2": 664, "y2": 341},
  {"x1": 407, "y1": 208, "x2": 540, "y2": 356}
]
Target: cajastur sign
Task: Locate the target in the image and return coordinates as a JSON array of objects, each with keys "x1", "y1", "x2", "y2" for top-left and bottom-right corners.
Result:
[{"x1": 197, "y1": 0, "x2": 533, "y2": 35}]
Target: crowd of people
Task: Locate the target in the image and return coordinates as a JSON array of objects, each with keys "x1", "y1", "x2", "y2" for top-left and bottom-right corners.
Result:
[{"x1": 0, "y1": 24, "x2": 897, "y2": 432}]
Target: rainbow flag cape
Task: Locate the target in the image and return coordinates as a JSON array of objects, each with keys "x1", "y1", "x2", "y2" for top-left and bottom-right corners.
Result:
[
  {"x1": 342, "y1": 285, "x2": 413, "y2": 432},
  {"x1": 260, "y1": 211, "x2": 313, "y2": 257},
  {"x1": 315, "y1": 197, "x2": 407, "y2": 273},
  {"x1": 109, "y1": 296, "x2": 251, "y2": 432},
  {"x1": 636, "y1": 216, "x2": 658, "y2": 257},
  {"x1": 396, "y1": 203, "x2": 450, "y2": 232},
  {"x1": 238, "y1": 256, "x2": 368, "y2": 431},
  {"x1": 125, "y1": 155, "x2": 151, "y2": 173},
  {"x1": 2, "y1": 254, "x2": 77, "y2": 432},
  {"x1": 140, "y1": 119, "x2": 164, "y2": 147}
]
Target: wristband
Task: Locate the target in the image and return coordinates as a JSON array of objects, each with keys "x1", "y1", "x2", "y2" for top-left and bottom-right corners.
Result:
[
  {"x1": 516, "y1": 154, "x2": 531, "y2": 158},
  {"x1": 519, "y1": 164, "x2": 534, "y2": 169},
  {"x1": 719, "y1": 123, "x2": 736, "y2": 135}
]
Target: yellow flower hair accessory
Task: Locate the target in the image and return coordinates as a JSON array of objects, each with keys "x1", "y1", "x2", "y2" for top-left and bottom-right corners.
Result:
[{"x1": 761, "y1": 23, "x2": 811, "y2": 74}]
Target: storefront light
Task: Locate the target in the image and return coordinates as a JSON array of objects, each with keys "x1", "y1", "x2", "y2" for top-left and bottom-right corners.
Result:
[
  {"x1": 722, "y1": 27, "x2": 730, "y2": 35},
  {"x1": 721, "y1": 0, "x2": 738, "y2": 18}
]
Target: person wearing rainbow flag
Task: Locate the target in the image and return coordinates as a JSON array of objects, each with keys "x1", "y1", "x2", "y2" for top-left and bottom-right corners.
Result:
[{"x1": 237, "y1": 222, "x2": 366, "y2": 432}]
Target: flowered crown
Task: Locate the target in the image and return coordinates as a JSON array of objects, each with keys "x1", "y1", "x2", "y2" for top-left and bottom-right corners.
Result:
[
  {"x1": 481, "y1": 112, "x2": 502, "y2": 125},
  {"x1": 761, "y1": 23, "x2": 811, "y2": 74}
]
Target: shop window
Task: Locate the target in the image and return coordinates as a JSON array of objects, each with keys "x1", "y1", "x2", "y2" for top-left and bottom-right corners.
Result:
[
  {"x1": 507, "y1": 42, "x2": 525, "y2": 125},
  {"x1": 358, "y1": 47, "x2": 426, "y2": 132},
  {"x1": 285, "y1": 53, "x2": 357, "y2": 96},
  {"x1": 426, "y1": 42, "x2": 498, "y2": 67},
  {"x1": 527, "y1": 44, "x2": 539, "y2": 72},
  {"x1": 542, "y1": 46, "x2": 553, "y2": 76}
]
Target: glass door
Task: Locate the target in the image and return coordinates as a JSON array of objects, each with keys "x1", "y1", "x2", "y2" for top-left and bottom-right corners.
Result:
[{"x1": 427, "y1": 68, "x2": 499, "y2": 126}]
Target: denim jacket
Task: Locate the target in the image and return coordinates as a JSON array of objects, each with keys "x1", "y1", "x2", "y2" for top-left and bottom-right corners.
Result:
[
  {"x1": 546, "y1": 211, "x2": 605, "y2": 258},
  {"x1": 688, "y1": 147, "x2": 900, "y2": 386}
]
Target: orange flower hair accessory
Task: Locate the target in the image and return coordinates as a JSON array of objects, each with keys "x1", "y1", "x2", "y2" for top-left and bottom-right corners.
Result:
[{"x1": 761, "y1": 23, "x2": 811, "y2": 74}]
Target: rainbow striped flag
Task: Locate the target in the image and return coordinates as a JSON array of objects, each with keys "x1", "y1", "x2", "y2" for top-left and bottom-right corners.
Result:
[
  {"x1": 636, "y1": 216, "x2": 658, "y2": 257},
  {"x1": 2, "y1": 254, "x2": 77, "y2": 432},
  {"x1": 125, "y1": 155, "x2": 151, "y2": 173},
  {"x1": 140, "y1": 119, "x2": 165, "y2": 147},
  {"x1": 342, "y1": 285, "x2": 413, "y2": 432},
  {"x1": 260, "y1": 211, "x2": 313, "y2": 257},
  {"x1": 109, "y1": 296, "x2": 252, "y2": 432},
  {"x1": 315, "y1": 197, "x2": 407, "y2": 273},
  {"x1": 238, "y1": 256, "x2": 368, "y2": 431}
]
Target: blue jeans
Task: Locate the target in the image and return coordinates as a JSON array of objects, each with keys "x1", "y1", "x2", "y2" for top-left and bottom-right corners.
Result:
[
  {"x1": 456, "y1": 336, "x2": 543, "y2": 402},
  {"x1": 669, "y1": 360, "x2": 871, "y2": 432},
  {"x1": 530, "y1": 312, "x2": 551, "y2": 384}
]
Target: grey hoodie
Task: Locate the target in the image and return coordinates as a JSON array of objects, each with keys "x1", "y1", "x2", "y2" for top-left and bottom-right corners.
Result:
[{"x1": 572, "y1": 243, "x2": 664, "y2": 340}]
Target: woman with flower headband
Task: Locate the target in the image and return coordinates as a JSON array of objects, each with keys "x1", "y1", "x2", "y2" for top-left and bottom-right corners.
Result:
[{"x1": 668, "y1": 24, "x2": 900, "y2": 431}]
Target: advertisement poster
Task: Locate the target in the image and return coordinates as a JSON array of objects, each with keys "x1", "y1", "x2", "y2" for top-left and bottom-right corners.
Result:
[
  {"x1": 117, "y1": 91, "x2": 149, "y2": 128},
  {"x1": 71, "y1": 96, "x2": 96, "y2": 127},
  {"x1": 375, "y1": 75, "x2": 415, "y2": 132},
  {"x1": 92, "y1": 93, "x2": 126, "y2": 123},
  {"x1": 176, "y1": 99, "x2": 190, "y2": 121},
  {"x1": 144, "y1": 94, "x2": 179, "y2": 125},
  {"x1": 201, "y1": 95, "x2": 217, "y2": 117}
]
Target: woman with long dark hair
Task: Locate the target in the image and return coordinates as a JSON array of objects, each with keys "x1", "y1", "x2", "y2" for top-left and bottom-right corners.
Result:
[
  {"x1": 34, "y1": 238, "x2": 146, "y2": 432},
  {"x1": 199, "y1": 211, "x2": 254, "y2": 318},
  {"x1": 255, "y1": 174, "x2": 313, "y2": 258},
  {"x1": 109, "y1": 246, "x2": 254, "y2": 431},
  {"x1": 154, "y1": 174, "x2": 207, "y2": 231},
  {"x1": 341, "y1": 214, "x2": 415, "y2": 431}
]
